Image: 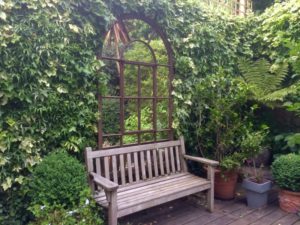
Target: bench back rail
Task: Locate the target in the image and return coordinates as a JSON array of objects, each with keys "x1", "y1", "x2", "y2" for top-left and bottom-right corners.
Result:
[{"x1": 85, "y1": 138, "x2": 188, "y2": 188}]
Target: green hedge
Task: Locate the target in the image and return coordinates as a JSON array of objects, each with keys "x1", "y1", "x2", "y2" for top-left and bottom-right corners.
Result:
[{"x1": 272, "y1": 153, "x2": 300, "y2": 192}]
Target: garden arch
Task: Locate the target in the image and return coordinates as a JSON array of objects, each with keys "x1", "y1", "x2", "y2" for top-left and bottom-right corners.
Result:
[{"x1": 98, "y1": 13, "x2": 174, "y2": 149}]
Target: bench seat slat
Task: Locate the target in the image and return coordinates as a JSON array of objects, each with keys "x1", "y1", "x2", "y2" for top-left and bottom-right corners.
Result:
[
  {"x1": 94, "y1": 173, "x2": 192, "y2": 202},
  {"x1": 117, "y1": 177, "x2": 206, "y2": 205},
  {"x1": 94, "y1": 173, "x2": 210, "y2": 218},
  {"x1": 118, "y1": 183, "x2": 210, "y2": 218}
]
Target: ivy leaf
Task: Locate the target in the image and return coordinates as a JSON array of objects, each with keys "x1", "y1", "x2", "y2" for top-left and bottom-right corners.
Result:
[
  {"x1": 2, "y1": 177, "x2": 12, "y2": 191},
  {"x1": 0, "y1": 11, "x2": 6, "y2": 21},
  {"x1": 68, "y1": 24, "x2": 80, "y2": 33}
]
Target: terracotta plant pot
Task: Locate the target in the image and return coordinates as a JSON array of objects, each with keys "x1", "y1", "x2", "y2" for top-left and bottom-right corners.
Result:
[
  {"x1": 214, "y1": 169, "x2": 238, "y2": 200},
  {"x1": 279, "y1": 189, "x2": 300, "y2": 213}
]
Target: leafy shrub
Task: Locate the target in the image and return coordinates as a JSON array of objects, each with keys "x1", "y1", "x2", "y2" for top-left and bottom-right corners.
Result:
[
  {"x1": 271, "y1": 153, "x2": 300, "y2": 192},
  {"x1": 176, "y1": 70, "x2": 253, "y2": 170},
  {"x1": 0, "y1": 185, "x2": 32, "y2": 225},
  {"x1": 29, "y1": 189, "x2": 103, "y2": 225},
  {"x1": 28, "y1": 151, "x2": 87, "y2": 208}
]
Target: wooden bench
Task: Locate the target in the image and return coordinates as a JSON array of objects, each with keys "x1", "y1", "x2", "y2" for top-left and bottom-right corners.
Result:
[{"x1": 84, "y1": 136, "x2": 219, "y2": 225}]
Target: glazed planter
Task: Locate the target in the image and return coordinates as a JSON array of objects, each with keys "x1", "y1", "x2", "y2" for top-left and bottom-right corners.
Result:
[
  {"x1": 214, "y1": 169, "x2": 238, "y2": 200},
  {"x1": 242, "y1": 178, "x2": 272, "y2": 208},
  {"x1": 279, "y1": 190, "x2": 300, "y2": 213}
]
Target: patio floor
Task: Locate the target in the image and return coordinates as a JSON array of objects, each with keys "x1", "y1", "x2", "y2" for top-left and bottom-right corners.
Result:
[{"x1": 119, "y1": 186, "x2": 300, "y2": 225}]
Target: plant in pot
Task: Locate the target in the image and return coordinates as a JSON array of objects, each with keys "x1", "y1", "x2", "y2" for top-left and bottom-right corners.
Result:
[
  {"x1": 241, "y1": 128, "x2": 272, "y2": 208},
  {"x1": 184, "y1": 71, "x2": 253, "y2": 200},
  {"x1": 215, "y1": 152, "x2": 245, "y2": 200},
  {"x1": 271, "y1": 153, "x2": 300, "y2": 213}
]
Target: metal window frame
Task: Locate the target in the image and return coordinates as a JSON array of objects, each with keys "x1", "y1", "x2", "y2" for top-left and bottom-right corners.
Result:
[{"x1": 98, "y1": 14, "x2": 175, "y2": 149}]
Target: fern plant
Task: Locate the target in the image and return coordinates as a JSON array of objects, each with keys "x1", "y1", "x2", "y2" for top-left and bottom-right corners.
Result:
[{"x1": 239, "y1": 58, "x2": 298, "y2": 105}]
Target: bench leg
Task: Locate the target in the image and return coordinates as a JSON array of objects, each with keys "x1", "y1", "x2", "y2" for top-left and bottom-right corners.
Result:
[
  {"x1": 207, "y1": 166, "x2": 215, "y2": 212},
  {"x1": 207, "y1": 188, "x2": 214, "y2": 212},
  {"x1": 108, "y1": 191, "x2": 118, "y2": 225}
]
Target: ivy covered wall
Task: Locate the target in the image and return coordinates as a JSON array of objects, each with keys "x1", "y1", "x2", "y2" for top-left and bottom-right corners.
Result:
[{"x1": 0, "y1": 0, "x2": 299, "y2": 224}]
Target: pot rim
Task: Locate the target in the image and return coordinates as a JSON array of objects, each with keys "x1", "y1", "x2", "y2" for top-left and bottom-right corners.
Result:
[
  {"x1": 280, "y1": 189, "x2": 300, "y2": 196},
  {"x1": 243, "y1": 177, "x2": 271, "y2": 185}
]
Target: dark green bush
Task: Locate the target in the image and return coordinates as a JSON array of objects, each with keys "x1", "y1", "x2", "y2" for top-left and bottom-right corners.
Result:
[
  {"x1": 271, "y1": 153, "x2": 300, "y2": 192},
  {"x1": 28, "y1": 151, "x2": 87, "y2": 208}
]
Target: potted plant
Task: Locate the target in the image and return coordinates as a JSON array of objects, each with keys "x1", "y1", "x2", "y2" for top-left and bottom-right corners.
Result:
[
  {"x1": 241, "y1": 128, "x2": 272, "y2": 208},
  {"x1": 187, "y1": 71, "x2": 254, "y2": 200},
  {"x1": 271, "y1": 153, "x2": 300, "y2": 213},
  {"x1": 214, "y1": 153, "x2": 244, "y2": 200}
]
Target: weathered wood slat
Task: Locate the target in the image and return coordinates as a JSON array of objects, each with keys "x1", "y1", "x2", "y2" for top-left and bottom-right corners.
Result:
[
  {"x1": 112, "y1": 173, "x2": 188, "y2": 193},
  {"x1": 133, "y1": 152, "x2": 140, "y2": 182},
  {"x1": 117, "y1": 178, "x2": 208, "y2": 204},
  {"x1": 169, "y1": 146, "x2": 176, "y2": 173},
  {"x1": 127, "y1": 153, "x2": 133, "y2": 183},
  {"x1": 184, "y1": 155, "x2": 219, "y2": 166},
  {"x1": 140, "y1": 151, "x2": 146, "y2": 180},
  {"x1": 175, "y1": 146, "x2": 181, "y2": 172},
  {"x1": 95, "y1": 175, "x2": 210, "y2": 209},
  {"x1": 146, "y1": 150, "x2": 153, "y2": 179},
  {"x1": 152, "y1": 149, "x2": 159, "y2": 177},
  {"x1": 164, "y1": 147, "x2": 170, "y2": 174},
  {"x1": 94, "y1": 174, "x2": 197, "y2": 202},
  {"x1": 119, "y1": 154, "x2": 126, "y2": 185},
  {"x1": 112, "y1": 155, "x2": 118, "y2": 183},
  {"x1": 117, "y1": 183, "x2": 211, "y2": 217},
  {"x1": 85, "y1": 147, "x2": 94, "y2": 191},
  {"x1": 88, "y1": 140, "x2": 181, "y2": 158},
  {"x1": 95, "y1": 158, "x2": 101, "y2": 176},
  {"x1": 158, "y1": 149, "x2": 165, "y2": 175},
  {"x1": 104, "y1": 157, "x2": 110, "y2": 180},
  {"x1": 179, "y1": 137, "x2": 188, "y2": 172}
]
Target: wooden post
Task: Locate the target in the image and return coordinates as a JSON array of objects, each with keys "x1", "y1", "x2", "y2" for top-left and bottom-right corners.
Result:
[
  {"x1": 108, "y1": 191, "x2": 118, "y2": 225},
  {"x1": 85, "y1": 147, "x2": 94, "y2": 192},
  {"x1": 207, "y1": 165, "x2": 215, "y2": 212},
  {"x1": 239, "y1": 0, "x2": 246, "y2": 16},
  {"x1": 179, "y1": 136, "x2": 188, "y2": 172}
]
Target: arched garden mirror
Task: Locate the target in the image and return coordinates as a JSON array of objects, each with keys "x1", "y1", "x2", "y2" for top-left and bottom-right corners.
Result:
[{"x1": 98, "y1": 14, "x2": 174, "y2": 149}]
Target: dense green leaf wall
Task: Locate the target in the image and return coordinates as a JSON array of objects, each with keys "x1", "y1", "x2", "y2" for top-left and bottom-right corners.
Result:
[{"x1": 0, "y1": 0, "x2": 299, "y2": 224}]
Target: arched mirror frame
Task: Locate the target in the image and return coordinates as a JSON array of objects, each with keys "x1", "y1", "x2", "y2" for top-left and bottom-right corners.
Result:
[{"x1": 98, "y1": 13, "x2": 174, "y2": 149}]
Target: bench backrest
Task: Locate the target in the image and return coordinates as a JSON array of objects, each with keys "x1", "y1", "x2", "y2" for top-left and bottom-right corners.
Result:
[{"x1": 85, "y1": 137, "x2": 188, "y2": 187}]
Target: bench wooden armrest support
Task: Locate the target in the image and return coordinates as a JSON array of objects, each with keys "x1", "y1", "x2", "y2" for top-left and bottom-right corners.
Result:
[
  {"x1": 89, "y1": 172, "x2": 119, "y2": 191},
  {"x1": 183, "y1": 154, "x2": 218, "y2": 213},
  {"x1": 183, "y1": 155, "x2": 219, "y2": 167},
  {"x1": 90, "y1": 172, "x2": 118, "y2": 225}
]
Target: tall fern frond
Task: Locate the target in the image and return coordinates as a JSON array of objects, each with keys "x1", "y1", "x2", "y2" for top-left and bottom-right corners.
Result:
[
  {"x1": 260, "y1": 83, "x2": 299, "y2": 102},
  {"x1": 239, "y1": 58, "x2": 290, "y2": 106}
]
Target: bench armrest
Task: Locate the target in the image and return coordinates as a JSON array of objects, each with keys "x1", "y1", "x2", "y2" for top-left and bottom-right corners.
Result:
[
  {"x1": 89, "y1": 172, "x2": 119, "y2": 191},
  {"x1": 184, "y1": 155, "x2": 219, "y2": 167}
]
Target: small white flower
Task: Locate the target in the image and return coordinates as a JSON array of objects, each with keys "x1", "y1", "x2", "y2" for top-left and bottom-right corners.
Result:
[
  {"x1": 40, "y1": 205, "x2": 46, "y2": 210},
  {"x1": 85, "y1": 199, "x2": 90, "y2": 205},
  {"x1": 67, "y1": 210, "x2": 74, "y2": 215}
]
